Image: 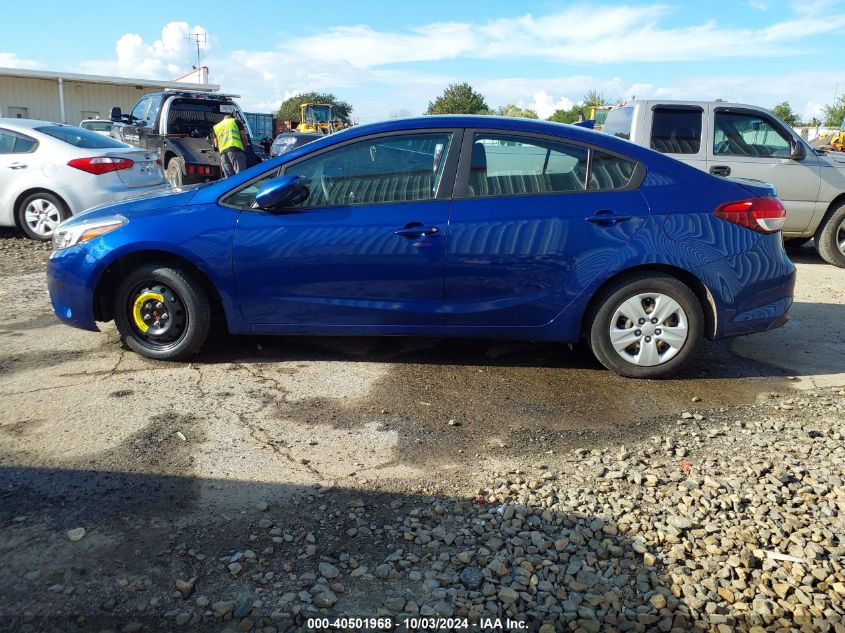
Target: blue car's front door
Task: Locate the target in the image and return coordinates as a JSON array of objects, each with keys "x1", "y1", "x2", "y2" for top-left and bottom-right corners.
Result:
[
  {"x1": 230, "y1": 130, "x2": 459, "y2": 327},
  {"x1": 445, "y1": 131, "x2": 649, "y2": 327}
]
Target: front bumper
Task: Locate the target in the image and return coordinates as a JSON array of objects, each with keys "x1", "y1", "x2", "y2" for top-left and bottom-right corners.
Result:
[
  {"x1": 47, "y1": 245, "x2": 103, "y2": 331},
  {"x1": 695, "y1": 235, "x2": 797, "y2": 340}
]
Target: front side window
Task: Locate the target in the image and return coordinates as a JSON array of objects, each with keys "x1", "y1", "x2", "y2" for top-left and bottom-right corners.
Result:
[
  {"x1": 283, "y1": 133, "x2": 452, "y2": 208},
  {"x1": 650, "y1": 108, "x2": 702, "y2": 154},
  {"x1": 130, "y1": 97, "x2": 150, "y2": 123},
  {"x1": 223, "y1": 169, "x2": 280, "y2": 209},
  {"x1": 0, "y1": 129, "x2": 38, "y2": 154},
  {"x1": 467, "y1": 134, "x2": 588, "y2": 197},
  {"x1": 714, "y1": 111, "x2": 791, "y2": 157}
]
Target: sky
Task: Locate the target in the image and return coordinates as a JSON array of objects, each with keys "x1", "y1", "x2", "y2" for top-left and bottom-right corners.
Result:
[{"x1": 2, "y1": 0, "x2": 845, "y2": 122}]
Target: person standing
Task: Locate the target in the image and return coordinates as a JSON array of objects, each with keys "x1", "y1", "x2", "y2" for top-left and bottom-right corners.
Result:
[{"x1": 212, "y1": 114, "x2": 248, "y2": 178}]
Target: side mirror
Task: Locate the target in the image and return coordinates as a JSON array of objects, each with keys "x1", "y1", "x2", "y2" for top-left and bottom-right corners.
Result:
[
  {"x1": 110, "y1": 107, "x2": 122, "y2": 122},
  {"x1": 790, "y1": 138, "x2": 807, "y2": 161},
  {"x1": 252, "y1": 175, "x2": 307, "y2": 211}
]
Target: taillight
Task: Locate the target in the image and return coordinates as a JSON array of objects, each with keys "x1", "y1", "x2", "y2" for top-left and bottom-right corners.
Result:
[
  {"x1": 185, "y1": 164, "x2": 212, "y2": 175},
  {"x1": 67, "y1": 156, "x2": 134, "y2": 175},
  {"x1": 715, "y1": 197, "x2": 786, "y2": 234}
]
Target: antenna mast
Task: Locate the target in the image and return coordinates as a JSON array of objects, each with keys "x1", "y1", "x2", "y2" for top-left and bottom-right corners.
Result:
[{"x1": 188, "y1": 32, "x2": 207, "y2": 68}]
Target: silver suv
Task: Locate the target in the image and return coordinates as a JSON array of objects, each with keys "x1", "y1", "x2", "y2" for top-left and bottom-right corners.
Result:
[{"x1": 602, "y1": 100, "x2": 845, "y2": 266}]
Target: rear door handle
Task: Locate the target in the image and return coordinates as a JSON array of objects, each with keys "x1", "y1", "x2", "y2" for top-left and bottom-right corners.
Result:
[
  {"x1": 394, "y1": 222, "x2": 440, "y2": 239},
  {"x1": 710, "y1": 165, "x2": 731, "y2": 177},
  {"x1": 586, "y1": 210, "x2": 632, "y2": 226},
  {"x1": 7, "y1": 163, "x2": 27, "y2": 170}
]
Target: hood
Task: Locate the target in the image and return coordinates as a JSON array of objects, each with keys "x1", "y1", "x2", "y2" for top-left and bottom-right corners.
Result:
[
  {"x1": 823, "y1": 150, "x2": 845, "y2": 165},
  {"x1": 68, "y1": 186, "x2": 203, "y2": 225}
]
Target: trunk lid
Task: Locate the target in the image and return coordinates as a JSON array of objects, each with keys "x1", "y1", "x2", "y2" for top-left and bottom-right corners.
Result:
[
  {"x1": 102, "y1": 148, "x2": 166, "y2": 188},
  {"x1": 726, "y1": 176, "x2": 777, "y2": 199}
]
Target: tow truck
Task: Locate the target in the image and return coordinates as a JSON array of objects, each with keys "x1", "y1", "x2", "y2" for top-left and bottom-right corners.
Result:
[{"x1": 110, "y1": 90, "x2": 264, "y2": 186}]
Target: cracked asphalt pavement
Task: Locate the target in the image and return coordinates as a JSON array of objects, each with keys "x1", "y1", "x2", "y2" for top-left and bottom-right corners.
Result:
[{"x1": 1, "y1": 231, "x2": 843, "y2": 632}]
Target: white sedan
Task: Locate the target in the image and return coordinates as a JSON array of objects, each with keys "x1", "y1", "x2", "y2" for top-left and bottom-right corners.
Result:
[{"x1": 0, "y1": 119, "x2": 170, "y2": 240}]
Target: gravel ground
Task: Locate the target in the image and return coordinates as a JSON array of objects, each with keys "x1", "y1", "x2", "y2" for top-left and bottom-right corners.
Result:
[
  {"x1": 2, "y1": 388, "x2": 843, "y2": 632},
  {"x1": 0, "y1": 228, "x2": 51, "y2": 277},
  {"x1": 1, "y1": 234, "x2": 844, "y2": 632}
]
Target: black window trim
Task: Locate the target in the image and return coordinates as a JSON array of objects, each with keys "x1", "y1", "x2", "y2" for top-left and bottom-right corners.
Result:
[
  {"x1": 651, "y1": 104, "x2": 704, "y2": 113},
  {"x1": 452, "y1": 128, "x2": 645, "y2": 199},
  {"x1": 219, "y1": 128, "x2": 464, "y2": 211},
  {"x1": 0, "y1": 128, "x2": 40, "y2": 155}
]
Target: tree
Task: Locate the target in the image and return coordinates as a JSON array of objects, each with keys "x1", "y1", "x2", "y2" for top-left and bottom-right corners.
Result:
[
  {"x1": 582, "y1": 89, "x2": 612, "y2": 108},
  {"x1": 426, "y1": 83, "x2": 489, "y2": 115},
  {"x1": 275, "y1": 92, "x2": 353, "y2": 123},
  {"x1": 547, "y1": 107, "x2": 582, "y2": 124},
  {"x1": 822, "y1": 94, "x2": 845, "y2": 128},
  {"x1": 771, "y1": 101, "x2": 801, "y2": 127},
  {"x1": 496, "y1": 104, "x2": 538, "y2": 119}
]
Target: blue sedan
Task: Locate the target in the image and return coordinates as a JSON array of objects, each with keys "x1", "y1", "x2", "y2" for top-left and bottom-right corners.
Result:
[{"x1": 47, "y1": 116, "x2": 795, "y2": 378}]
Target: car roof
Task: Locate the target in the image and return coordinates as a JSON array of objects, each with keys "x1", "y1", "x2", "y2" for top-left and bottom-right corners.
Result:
[
  {"x1": 622, "y1": 99, "x2": 770, "y2": 111},
  {"x1": 0, "y1": 118, "x2": 65, "y2": 129}
]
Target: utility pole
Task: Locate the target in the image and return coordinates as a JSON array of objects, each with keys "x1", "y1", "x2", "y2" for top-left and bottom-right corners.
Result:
[{"x1": 188, "y1": 32, "x2": 207, "y2": 69}]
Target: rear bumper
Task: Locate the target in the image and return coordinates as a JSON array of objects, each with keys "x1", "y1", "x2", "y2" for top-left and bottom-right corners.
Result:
[
  {"x1": 695, "y1": 235, "x2": 796, "y2": 340},
  {"x1": 46, "y1": 245, "x2": 102, "y2": 331}
]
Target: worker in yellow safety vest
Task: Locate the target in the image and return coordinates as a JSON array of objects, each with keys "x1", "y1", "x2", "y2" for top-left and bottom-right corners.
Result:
[{"x1": 212, "y1": 114, "x2": 249, "y2": 178}]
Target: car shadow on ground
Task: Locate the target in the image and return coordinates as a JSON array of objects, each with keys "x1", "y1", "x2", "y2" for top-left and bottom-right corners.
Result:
[{"x1": 0, "y1": 463, "x2": 732, "y2": 633}]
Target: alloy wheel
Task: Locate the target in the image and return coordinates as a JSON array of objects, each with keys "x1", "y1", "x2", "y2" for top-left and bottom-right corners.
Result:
[{"x1": 24, "y1": 198, "x2": 62, "y2": 238}]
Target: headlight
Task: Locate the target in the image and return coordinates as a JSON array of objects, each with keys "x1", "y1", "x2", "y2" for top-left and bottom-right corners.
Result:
[{"x1": 52, "y1": 215, "x2": 128, "y2": 252}]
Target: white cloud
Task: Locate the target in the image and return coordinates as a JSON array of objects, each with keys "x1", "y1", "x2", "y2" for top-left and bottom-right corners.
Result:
[
  {"x1": 273, "y1": 4, "x2": 845, "y2": 67},
  {"x1": 56, "y1": 6, "x2": 845, "y2": 121},
  {"x1": 0, "y1": 52, "x2": 45, "y2": 70},
  {"x1": 77, "y1": 22, "x2": 209, "y2": 79}
]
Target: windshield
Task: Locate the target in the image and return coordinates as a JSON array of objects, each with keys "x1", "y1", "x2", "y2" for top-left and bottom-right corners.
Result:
[
  {"x1": 303, "y1": 105, "x2": 332, "y2": 123},
  {"x1": 602, "y1": 107, "x2": 634, "y2": 140},
  {"x1": 36, "y1": 125, "x2": 129, "y2": 149}
]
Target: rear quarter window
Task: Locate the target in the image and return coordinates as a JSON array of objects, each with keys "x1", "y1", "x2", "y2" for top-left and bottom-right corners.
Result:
[
  {"x1": 35, "y1": 125, "x2": 129, "y2": 149},
  {"x1": 603, "y1": 107, "x2": 634, "y2": 140}
]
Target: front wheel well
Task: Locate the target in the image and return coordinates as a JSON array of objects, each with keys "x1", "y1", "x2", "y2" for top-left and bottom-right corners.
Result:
[
  {"x1": 93, "y1": 251, "x2": 226, "y2": 326},
  {"x1": 816, "y1": 193, "x2": 845, "y2": 237},
  {"x1": 13, "y1": 188, "x2": 71, "y2": 228},
  {"x1": 580, "y1": 264, "x2": 717, "y2": 340}
]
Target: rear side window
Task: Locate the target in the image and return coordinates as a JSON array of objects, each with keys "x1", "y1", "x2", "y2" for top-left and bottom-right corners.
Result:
[
  {"x1": 589, "y1": 151, "x2": 637, "y2": 190},
  {"x1": 467, "y1": 134, "x2": 588, "y2": 197},
  {"x1": 650, "y1": 108, "x2": 702, "y2": 154},
  {"x1": 603, "y1": 106, "x2": 634, "y2": 140},
  {"x1": 0, "y1": 129, "x2": 38, "y2": 153},
  {"x1": 35, "y1": 125, "x2": 128, "y2": 149}
]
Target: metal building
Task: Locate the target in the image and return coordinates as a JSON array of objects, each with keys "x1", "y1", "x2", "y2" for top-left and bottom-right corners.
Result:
[{"x1": 0, "y1": 67, "x2": 219, "y2": 125}]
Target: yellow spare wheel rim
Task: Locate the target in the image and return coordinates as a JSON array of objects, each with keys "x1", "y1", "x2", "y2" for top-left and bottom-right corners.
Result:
[{"x1": 132, "y1": 291, "x2": 165, "y2": 332}]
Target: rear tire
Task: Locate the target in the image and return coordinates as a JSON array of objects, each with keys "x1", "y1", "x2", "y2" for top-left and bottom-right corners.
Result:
[
  {"x1": 815, "y1": 202, "x2": 845, "y2": 268},
  {"x1": 166, "y1": 158, "x2": 183, "y2": 188},
  {"x1": 17, "y1": 192, "x2": 69, "y2": 241},
  {"x1": 588, "y1": 273, "x2": 703, "y2": 379},
  {"x1": 113, "y1": 264, "x2": 210, "y2": 361}
]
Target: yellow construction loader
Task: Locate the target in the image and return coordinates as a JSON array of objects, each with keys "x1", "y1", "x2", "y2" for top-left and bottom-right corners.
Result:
[{"x1": 295, "y1": 103, "x2": 349, "y2": 135}]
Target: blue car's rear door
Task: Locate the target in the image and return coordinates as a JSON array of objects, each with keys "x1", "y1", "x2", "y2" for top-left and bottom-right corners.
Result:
[
  {"x1": 231, "y1": 130, "x2": 460, "y2": 327},
  {"x1": 445, "y1": 131, "x2": 649, "y2": 328}
]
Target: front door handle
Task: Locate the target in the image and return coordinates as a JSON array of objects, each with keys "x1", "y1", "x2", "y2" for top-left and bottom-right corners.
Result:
[
  {"x1": 394, "y1": 222, "x2": 440, "y2": 239},
  {"x1": 710, "y1": 165, "x2": 731, "y2": 177},
  {"x1": 7, "y1": 163, "x2": 27, "y2": 170},
  {"x1": 586, "y1": 210, "x2": 632, "y2": 226}
]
